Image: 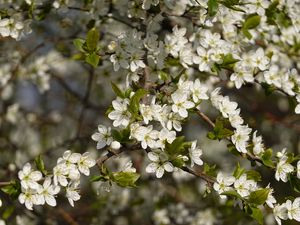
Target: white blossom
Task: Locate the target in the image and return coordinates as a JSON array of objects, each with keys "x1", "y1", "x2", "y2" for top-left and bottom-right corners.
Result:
[
  {"x1": 213, "y1": 172, "x2": 235, "y2": 198},
  {"x1": 108, "y1": 97, "x2": 131, "y2": 127},
  {"x1": 188, "y1": 141, "x2": 203, "y2": 167},
  {"x1": 77, "y1": 152, "x2": 96, "y2": 176},
  {"x1": 145, "y1": 151, "x2": 174, "y2": 178},
  {"x1": 18, "y1": 163, "x2": 42, "y2": 190},
  {"x1": 91, "y1": 125, "x2": 113, "y2": 149},
  {"x1": 275, "y1": 156, "x2": 294, "y2": 182},
  {"x1": 285, "y1": 198, "x2": 300, "y2": 221}
]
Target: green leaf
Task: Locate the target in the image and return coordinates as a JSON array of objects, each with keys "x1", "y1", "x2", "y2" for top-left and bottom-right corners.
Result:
[
  {"x1": 207, "y1": 118, "x2": 233, "y2": 140},
  {"x1": 1, "y1": 181, "x2": 21, "y2": 199},
  {"x1": 246, "y1": 170, "x2": 261, "y2": 182},
  {"x1": 86, "y1": 28, "x2": 99, "y2": 52},
  {"x1": 227, "y1": 143, "x2": 240, "y2": 156},
  {"x1": 208, "y1": 0, "x2": 219, "y2": 16},
  {"x1": 261, "y1": 82, "x2": 276, "y2": 96},
  {"x1": 289, "y1": 174, "x2": 300, "y2": 193},
  {"x1": 165, "y1": 136, "x2": 186, "y2": 156},
  {"x1": 2, "y1": 205, "x2": 14, "y2": 219},
  {"x1": 111, "y1": 82, "x2": 125, "y2": 98},
  {"x1": 221, "y1": 190, "x2": 243, "y2": 200},
  {"x1": 112, "y1": 172, "x2": 140, "y2": 187},
  {"x1": 220, "y1": 0, "x2": 245, "y2": 12},
  {"x1": 129, "y1": 89, "x2": 148, "y2": 117},
  {"x1": 158, "y1": 71, "x2": 169, "y2": 81},
  {"x1": 73, "y1": 38, "x2": 85, "y2": 52},
  {"x1": 242, "y1": 14, "x2": 261, "y2": 39},
  {"x1": 111, "y1": 128, "x2": 130, "y2": 144},
  {"x1": 90, "y1": 175, "x2": 109, "y2": 182},
  {"x1": 85, "y1": 53, "x2": 100, "y2": 68},
  {"x1": 233, "y1": 163, "x2": 245, "y2": 179},
  {"x1": 247, "y1": 188, "x2": 270, "y2": 205},
  {"x1": 245, "y1": 205, "x2": 264, "y2": 225},
  {"x1": 218, "y1": 53, "x2": 240, "y2": 70},
  {"x1": 203, "y1": 163, "x2": 217, "y2": 177},
  {"x1": 261, "y1": 148, "x2": 275, "y2": 168},
  {"x1": 34, "y1": 155, "x2": 47, "y2": 175},
  {"x1": 171, "y1": 157, "x2": 186, "y2": 168}
]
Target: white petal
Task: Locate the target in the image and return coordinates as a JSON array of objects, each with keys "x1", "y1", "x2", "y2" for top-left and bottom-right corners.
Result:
[
  {"x1": 45, "y1": 195, "x2": 56, "y2": 207},
  {"x1": 145, "y1": 163, "x2": 158, "y2": 173},
  {"x1": 163, "y1": 162, "x2": 174, "y2": 172},
  {"x1": 156, "y1": 166, "x2": 164, "y2": 178},
  {"x1": 148, "y1": 152, "x2": 159, "y2": 162}
]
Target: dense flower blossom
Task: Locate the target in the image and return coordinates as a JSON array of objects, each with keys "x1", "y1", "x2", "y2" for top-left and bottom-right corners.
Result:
[
  {"x1": 146, "y1": 151, "x2": 174, "y2": 178},
  {"x1": 3, "y1": 0, "x2": 300, "y2": 224}
]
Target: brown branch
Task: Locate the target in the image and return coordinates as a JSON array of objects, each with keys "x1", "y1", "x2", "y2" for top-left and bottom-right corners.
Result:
[
  {"x1": 0, "y1": 182, "x2": 11, "y2": 187},
  {"x1": 196, "y1": 110, "x2": 264, "y2": 165},
  {"x1": 181, "y1": 166, "x2": 215, "y2": 186},
  {"x1": 57, "y1": 207, "x2": 80, "y2": 225}
]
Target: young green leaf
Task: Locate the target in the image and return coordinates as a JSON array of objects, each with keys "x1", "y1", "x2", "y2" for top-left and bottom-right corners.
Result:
[
  {"x1": 208, "y1": 0, "x2": 219, "y2": 16},
  {"x1": 112, "y1": 172, "x2": 140, "y2": 187},
  {"x1": 245, "y1": 205, "x2": 264, "y2": 225},
  {"x1": 221, "y1": 190, "x2": 243, "y2": 200},
  {"x1": 34, "y1": 155, "x2": 47, "y2": 175},
  {"x1": 111, "y1": 82, "x2": 125, "y2": 98},
  {"x1": 129, "y1": 89, "x2": 148, "y2": 117},
  {"x1": 242, "y1": 14, "x2": 261, "y2": 39},
  {"x1": 86, "y1": 28, "x2": 99, "y2": 52},
  {"x1": 73, "y1": 38, "x2": 85, "y2": 52},
  {"x1": 233, "y1": 163, "x2": 245, "y2": 179},
  {"x1": 165, "y1": 136, "x2": 186, "y2": 156},
  {"x1": 1, "y1": 181, "x2": 21, "y2": 199},
  {"x1": 247, "y1": 188, "x2": 270, "y2": 205},
  {"x1": 261, "y1": 148, "x2": 275, "y2": 168},
  {"x1": 246, "y1": 170, "x2": 262, "y2": 182},
  {"x1": 85, "y1": 53, "x2": 100, "y2": 68},
  {"x1": 207, "y1": 118, "x2": 233, "y2": 140}
]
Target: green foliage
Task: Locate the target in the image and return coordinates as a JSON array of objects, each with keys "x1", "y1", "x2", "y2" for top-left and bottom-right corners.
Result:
[
  {"x1": 90, "y1": 175, "x2": 110, "y2": 182},
  {"x1": 214, "y1": 53, "x2": 240, "y2": 72},
  {"x1": 208, "y1": 0, "x2": 219, "y2": 16},
  {"x1": 203, "y1": 163, "x2": 217, "y2": 177},
  {"x1": 233, "y1": 163, "x2": 245, "y2": 178},
  {"x1": 247, "y1": 188, "x2": 269, "y2": 205},
  {"x1": 245, "y1": 205, "x2": 264, "y2": 225},
  {"x1": 34, "y1": 155, "x2": 47, "y2": 175},
  {"x1": 227, "y1": 143, "x2": 241, "y2": 156},
  {"x1": 245, "y1": 170, "x2": 262, "y2": 182},
  {"x1": 261, "y1": 148, "x2": 275, "y2": 168},
  {"x1": 73, "y1": 39, "x2": 85, "y2": 52},
  {"x1": 72, "y1": 27, "x2": 100, "y2": 67},
  {"x1": 86, "y1": 28, "x2": 99, "y2": 53},
  {"x1": 1, "y1": 181, "x2": 21, "y2": 200},
  {"x1": 265, "y1": 1, "x2": 292, "y2": 27},
  {"x1": 261, "y1": 83, "x2": 276, "y2": 96},
  {"x1": 128, "y1": 89, "x2": 148, "y2": 118},
  {"x1": 242, "y1": 14, "x2": 261, "y2": 39},
  {"x1": 219, "y1": 0, "x2": 245, "y2": 12},
  {"x1": 165, "y1": 136, "x2": 186, "y2": 156},
  {"x1": 207, "y1": 118, "x2": 233, "y2": 140},
  {"x1": 111, "y1": 128, "x2": 130, "y2": 144},
  {"x1": 112, "y1": 172, "x2": 140, "y2": 188},
  {"x1": 85, "y1": 53, "x2": 100, "y2": 68},
  {"x1": 2, "y1": 205, "x2": 14, "y2": 220},
  {"x1": 111, "y1": 82, "x2": 125, "y2": 98},
  {"x1": 221, "y1": 190, "x2": 243, "y2": 200},
  {"x1": 289, "y1": 174, "x2": 300, "y2": 193}
]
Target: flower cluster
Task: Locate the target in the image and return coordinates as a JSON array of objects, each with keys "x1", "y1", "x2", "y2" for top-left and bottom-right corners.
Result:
[
  {"x1": 0, "y1": 14, "x2": 31, "y2": 40},
  {"x1": 92, "y1": 76, "x2": 208, "y2": 178},
  {"x1": 18, "y1": 151, "x2": 95, "y2": 210}
]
